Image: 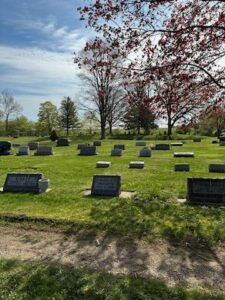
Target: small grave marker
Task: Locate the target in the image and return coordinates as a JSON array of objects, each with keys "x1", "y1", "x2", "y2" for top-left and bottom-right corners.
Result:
[
  {"x1": 209, "y1": 164, "x2": 225, "y2": 173},
  {"x1": 111, "y1": 148, "x2": 123, "y2": 156},
  {"x1": 155, "y1": 144, "x2": 170, "y2": 150},
  {"x1": 56, "y1": 138, "x2": 70, "y2": 146},
  {"x1": 139, "y1": 148, "x2": 151, "y2": 157},
  {"x1": 3, "y1": 173, "x2": 44, "y2": 193},
  {"x1": 79, "y1": 146, "x2": 97, "y2": 156},
  {"x1": 93, "y1": 140, "x2": 102, "y2": 146},
  {"x1": 114, "y1": 144, "x2": 125, "y2": 150},
  {"x1": 34, "y1": 146, "x2": 53, "y2": 156},
  {"x1": 136, "y1": 141, "x2": 146, "y2": 146},
  {"x1": 16, "y1": 146, "x2": 30, "y2": 156},
  {"x1": 96, "y1": 161, "x2": 111, "y2": 168},
  {"x1": 171, "y1": 143, "x2": 183, "y2": 147},
  {"x1": 187, "y1": 178, "x2": 225, "y2": 204},
  {"x1": 175, "y1": 164, "x2": 190, "y2": 172},
  {"x1": 129, "y1": 161, "x2": 144, "y2": 169},
  {"x1": 91, "y1": 175, "x2": 121, "y2": 196},
  {"x1": 193, "y1": 138, "x2": 201, "y2": 142},
  {"x1": 174, "y1": 152, "x2": 194, "y2": 158}
]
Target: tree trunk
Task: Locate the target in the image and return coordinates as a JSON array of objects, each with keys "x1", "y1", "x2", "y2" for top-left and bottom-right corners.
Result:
[
  {"x1": 167, "y1": 120, "x2": 172, "y2": 139},
  {"x1": 66, "y1": 126, "x2": 69, "y2": 137},
  {"x1": 101, "y1": 124, "x2": 106, "y2": 139},
  {"x1": 109, "y1": 122, "x2": 113, "y2": 135},
  {"x1": 5, "y1": 115, "x2": 9, "y2": 135}
]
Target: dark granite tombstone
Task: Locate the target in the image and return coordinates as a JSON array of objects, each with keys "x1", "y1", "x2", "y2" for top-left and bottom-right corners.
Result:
[
  {"x1": 136, "y1": 141, "x2": 146, "y2": 146},
  {"x1": 174, "y1": 152, "x2": 194, "y2": 158},
  {"x1": 212, "y1": 140, "x2": 219, "y2": 144},
  {"x1": 91, "y1": 175, "x2": 121, "y2": 196},
  {"x1": 93, "y1": 140, "x2": 102, "y2": 146},
  {"x1": 219, "y1": 136, "x2": 225, "y2": 142},
  {"x1": 209, "y1": 164, "x2": 225, "y2": 173},
  {"x1": 139, "y1": 148, "x2": 151, "y2": 157},
  {"x1": 3, "y1": 173, "x2": 42, "y2": 193},
  {"x1": 111, "y1": 148, "x2": 123, "y2": 156},
  {"x1": 114, "y1": 144, "x2": 125, "y2": 150},
  {"x1": 175, "y1": 164, "x2": 190, "y2": 172},
  {"x1": 187, "y1": 178, "x2": 225, "y2": 204},
  {"x1": 171, "y1": 143, "x2": 183, "y2": 147},
  {"x1": 34, "y1": 146, "x2": 53, "y2": 156},
  {"x1": 28, "y1": 142, "x2": 39, "y2": 150},
  {"x1": 56, "y1": 138, "x2": 70, "y2": 147},
  {"x1": 77, "y1": 143, "x2": 89, "y2": 150},
  {"x1": 193, "y1": 138, "x2": 201, "y2": 142},
  {"x1": 79, "y1": 146, "x2": 96, "y2": 156},
  {"x1": 16, "y1": 146, "x2": 30, "y2": 156},
  {"x1": 0, "y1": 141, "x2": 11, "y2": 155},
  {"x1": 155, "y1": 144, "x2": 170, "y2": 150}
]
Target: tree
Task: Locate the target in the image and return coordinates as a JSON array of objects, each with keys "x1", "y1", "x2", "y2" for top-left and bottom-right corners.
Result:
[
  {"x1": 0, "y1": 91, "x2": 22, "y2": 134},
  {"x1": 82, "y1": 111, "x2": 99, "y2": 135},
  {"x1": 75, "y1": 39, "x2": 124, "y2": 139},
  {"x1": 38, "y1": 101, "x2": 59, "y2": 135},
  {"x1": 7, "y1": 116, "x2": 36, "y2": 136},
  {"x1": 60, "y1": 97, "x2": 79, "y2": 136}
]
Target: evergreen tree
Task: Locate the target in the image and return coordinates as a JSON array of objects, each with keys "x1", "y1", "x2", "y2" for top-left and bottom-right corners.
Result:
[{"x1": 60, "y1": 97, "x2": 79, "y2": 136}]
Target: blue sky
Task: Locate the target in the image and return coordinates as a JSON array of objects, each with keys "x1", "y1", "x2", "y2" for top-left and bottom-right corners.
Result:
[{"x1": 0, "y1": 0, "x2": 92, "y2": 120}]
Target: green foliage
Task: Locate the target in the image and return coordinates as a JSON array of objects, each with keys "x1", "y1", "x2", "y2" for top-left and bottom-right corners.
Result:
[
  {"x1": 60, "y1": 97, "x2": 79, "y2": 136},
  {"x1": 38, "y1": 101, "x2": 59, "y2": 135},
  {"x1": 0, "y1": 259, "x2": 223, "y2": 299}
]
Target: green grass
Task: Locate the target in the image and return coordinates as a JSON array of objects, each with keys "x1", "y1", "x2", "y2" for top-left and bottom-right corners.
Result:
[
  {"x1": 0, "y1": 136, "x2": 225, "y2": 243},
  {"x1": 0, "y1": 259, "x2": 224, "y2": 299}
]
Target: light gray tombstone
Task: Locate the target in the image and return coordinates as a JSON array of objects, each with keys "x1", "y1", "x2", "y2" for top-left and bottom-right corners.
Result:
[
  {"x1": 155, "y1": 144, "x2": 170, "y2": 150},
  {"x1": 136, "y1": 141, "x2": 146, "y2": 146},
  {"x1": 111, "y1": 148, "x2": 123, "y2": 156},
  {"x1": 175, "y1": 164, "x2": 190, "y2": 172},
  {"x1": 28, "y1": 142, "x2": 39, "y2": 150},
  {"x1": 34, "y1": 146, "x2": 53, "y2": 156},
  {"x1": 129, "y1": 161, "x2": 144, "y2": 169},
  {"x1": 174, "y1": 152, "x2": 194, "y2": 158},
  {"x1": 171, "y1": 143, "x2": 183, "y2": 147},
  {"x1": 209, "y1": 164, "x2": 225, "y2": 173},
  {"x1": 16, "y1": 146, "x2": 30, "y2": 156},
  {"x1": 96, "y1": 161, "x2": 111, "y2": 168},
  {"x1": 139, "y1": 148, "x2": 151, "y2": 157}
]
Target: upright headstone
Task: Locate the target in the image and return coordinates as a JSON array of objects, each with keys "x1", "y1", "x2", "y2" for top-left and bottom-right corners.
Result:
[
  {"x1": 34, "y1": 146, "x2": 53, "y2": 156},
  {"x1": 16, "y1": 146, "x2": 30, "y2": 156},
  {"x1": 28, "y1": 142, "x2": 39, "y2": 150},
  {"x1": 193, "y1": 138, "x2": 201, "y2": 142},
  {"x1": 155, "y1": 144, "x2": 170, "y2": 150},
  {"x1": 3, "y1": 173, "x2": 43, "y2": 193},
  {"x1": 56, "y1": 138, "x2": 70, "y2": 147},
  {"x1": 114, "y1": 144, "x2": 125, "y2": 150},
  {"x1": 187, "y1": 178, "x2": 225, "y2": 204},
  {"x1": 93, "y1": 140, "x2": 102, "y2": 146},
  {"x1": 111, "y1": 148, "x2": 123, "y2": 156},
  {"x1": 175, "y1": 164, "x2": 190, "y2": 172},
  {"x1": 136, "y1": 141, "x2": 146, "y2": 146},
  {"x1": 139, "y1": 147, "x2": 151, "y2": 157},
  {"x1": 91, "y1": 175, "x2": 121, "y2": 196},
  {"x1": 0, "y1": 141, "x2": 12, "y2": 155},
  {"x1": 79, "y1": 146, "x2": 97, "y2": 156},
  {"x1": 129, "y1": 161, "x2": 144, "y2": 169},
  {"x1": 209, "y1": 164, "x2": 225, "y2": 173},
  {"x1": 174, "y1": 152, "x2": 194, "y2": 158}
]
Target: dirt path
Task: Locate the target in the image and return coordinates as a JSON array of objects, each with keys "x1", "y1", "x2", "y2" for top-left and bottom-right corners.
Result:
[{"x1": 0, "y1": 225, "x2": 224, "y2": 291}]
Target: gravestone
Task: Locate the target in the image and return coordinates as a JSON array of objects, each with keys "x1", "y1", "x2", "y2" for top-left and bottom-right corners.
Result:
[
  {"x1": 79, "y1": 146, "x2": 96, "y2": 156},
  {"x1": 12, "y1": 143, "x2": 20, "y2": 147},
  {"x1": 220, "y1": 141, "x2": 225, "y2": 146},
  {"x1": 114, "y1": 144, "x2": 125, "y2": 150},
  {"x1": 171, "y1": 143, "x2": 183, "y2": 147},
  {"x1": 28, "y1": 142, "x2": 39, "y2": 150},
  {"x1": 129, "y1": 161, "x2": 144, "y2": 169},
  {"x1": 77, "y1": 143, "x2": 89, "y2": 150},
  {"x1": 219, "y1": 136, "x2": 225, "y2": 142},
  {"x1": 193, "y1": 138, "x2": 201, "y2": 142},
  {"x1": 34, "y1": 146, "x2": 53, "y2": 156},
  {"x1": 212, "y1": 140, "x2": 219, "y2": 144},
  {"x1": 96, "y1": 161, "x2": 111, "y2": 168},
  {"x1": 56, "y1": 138, "x2": 70, "y2": 147},
  {"x1": 174, "y1": 152, "x2": 194, "y2": 158},
  {"x1": 91, "y1": 175, "x2": 121, "y2": 196},
  {"x1": 111, "y1": 148, "x2": 123, "y2": 156},
  {"x1": 93, "y1": 140, "x2": 102, "y2": 146},
  {"x1": 136, "y1": 141, "x2": 146, "y2": 146},
  {"x1": 175, "y1": 164, "x2": 190, "y2": 172},
  {"x1": 3, "y1": 173, "x2": 43, "y2": 193},
  {"x1": 0, "y1": 141, "x2": 12, "y2": 155},
  {"x1": 209, "y1": 164, "x2": 225, "y2": 173},
  {"x1": 139, "y1": 147, "x2": 151, "y2": 157},
  {"x1": 187, "y1": 178, "x2": 225, "y2": 204},
  {"x1": 16, "y1": 146, "x2": 30, "y2": 156},
  {"x1": 155, "y1": 144, "x2": 170, "y2": 150}
]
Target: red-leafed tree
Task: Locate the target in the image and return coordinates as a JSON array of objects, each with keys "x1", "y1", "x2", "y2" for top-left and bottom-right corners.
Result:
[{"x1": 74, "y1": 39, "x2": 125, "y2": 139}]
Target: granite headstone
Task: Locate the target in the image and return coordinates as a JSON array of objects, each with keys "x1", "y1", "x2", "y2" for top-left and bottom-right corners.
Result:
[
  {"x1": 3, "y1": 173, "x2": 43, "y2": 193},
  {"x1": 91, "y1": 175, "x2": 121, "y2": 196}
]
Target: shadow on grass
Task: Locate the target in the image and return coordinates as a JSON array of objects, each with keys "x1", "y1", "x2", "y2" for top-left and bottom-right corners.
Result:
[{"x1": 0, "y1": 259, "x2": 223, "y2": 300}]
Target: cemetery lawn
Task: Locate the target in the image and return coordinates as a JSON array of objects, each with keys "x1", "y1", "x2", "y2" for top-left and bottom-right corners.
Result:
[
  {"x1": 0, "y1": 136, "x2": 225, "y2": 244},
  {"x1": 1, "y1": 259, "x2": 224, "y2": 300}
]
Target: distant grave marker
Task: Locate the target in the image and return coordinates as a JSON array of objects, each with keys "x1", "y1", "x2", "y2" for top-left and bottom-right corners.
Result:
[
  {"x1": 139, "y1": 148, "x2": 151, "y2": 157},
  {"x1": 77, "y1": 143, "x2": 89, "y2": 150},
  {"x1": 114, "y1": 144, "x2": 125, "y2": 150},
  {"x1": 136, "y1": 141, "x2": 146, "y2": 146},
  {"x1": 129, "y1": 161, "x2": 144, "y2": 169},
  {"x1": 93, "y1": 140, "x2": 102, "y2": 146},
  {"x1": 174, "y1": 152, "x2": 194, "y2": 158},
  {"x1": 34, "y1": 146, "x2": 53, "y2": 156},
  {"x1": 28, "y1": 142, "x2": 39, "y2": 150},
  {"x1": 193, "y1": 138, "x2": 201, "y2": 142},
  {"x1": 96, "y1": 161, "x2": 111, "y2": 168},
  {"x1": 187, "y1": 178, "x2": 225, "y2": 204},
  {"x1": 155, "y1": 144, "x2": 170, "y2": 150},
  {"x1": 171, "y1": 143, "x2": 183, "y2": 147},
  {"x1": 0, "y1": 141, "x2": 11, "y2": 155},
  {"x1": 79, "y1": 146, "x2": 97, "y2": 156},
  {"x1": 91, "y1": 175, "x2": 121, "y2": 196},
  {"x1": 111, "y1": 148, "x2": 123, "y2": 156},
  {"x1": 175, "y1": 164, "x2": 190, "y2": 172},
  {"x1": 56, "y1": 138, "x2": 70, "y2": 146},
  {"x1": 16, "y1": 146, "x2": 30, "y2": 156},
  {"x1": 209, "y1": 164, "x2": 225, "y2": 173},
  {"x1": 212, "y1": 140, "x2": 219, "y2": 144}
]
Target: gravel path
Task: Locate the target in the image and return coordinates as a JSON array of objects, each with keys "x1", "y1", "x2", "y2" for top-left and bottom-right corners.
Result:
[{"x1": 0, "y1": 225, "x2": 225, "y2": 291}]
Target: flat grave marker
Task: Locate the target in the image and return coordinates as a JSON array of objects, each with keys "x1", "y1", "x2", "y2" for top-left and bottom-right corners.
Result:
[
  {"x1": 155, "y1": 144, "x2": 170, "y2": 150},
  {"x1": 174, "y1": 152, "x2": 194, "y2": 158},
  {"x1": 171, "y1": 143, "x2": 183, "y2": 147},
  {"x1": 175, "y1": 164, "x2": 190, "y2": 172},
  {"x1": 209, "y1": 164, "x2": 225, "y2": 173},
  {"x1": 129, "y1": 161, "x2": 144, "y2": 169},
  {"x1": 187, "y1": 178, "x2": 225, "y2": 204},
  {"x1": 96, "y1": 161, "x2": 111, "y2": 168},
  {"x1": 91, "y1": 175, "x2": 121, "y2": 196}
]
